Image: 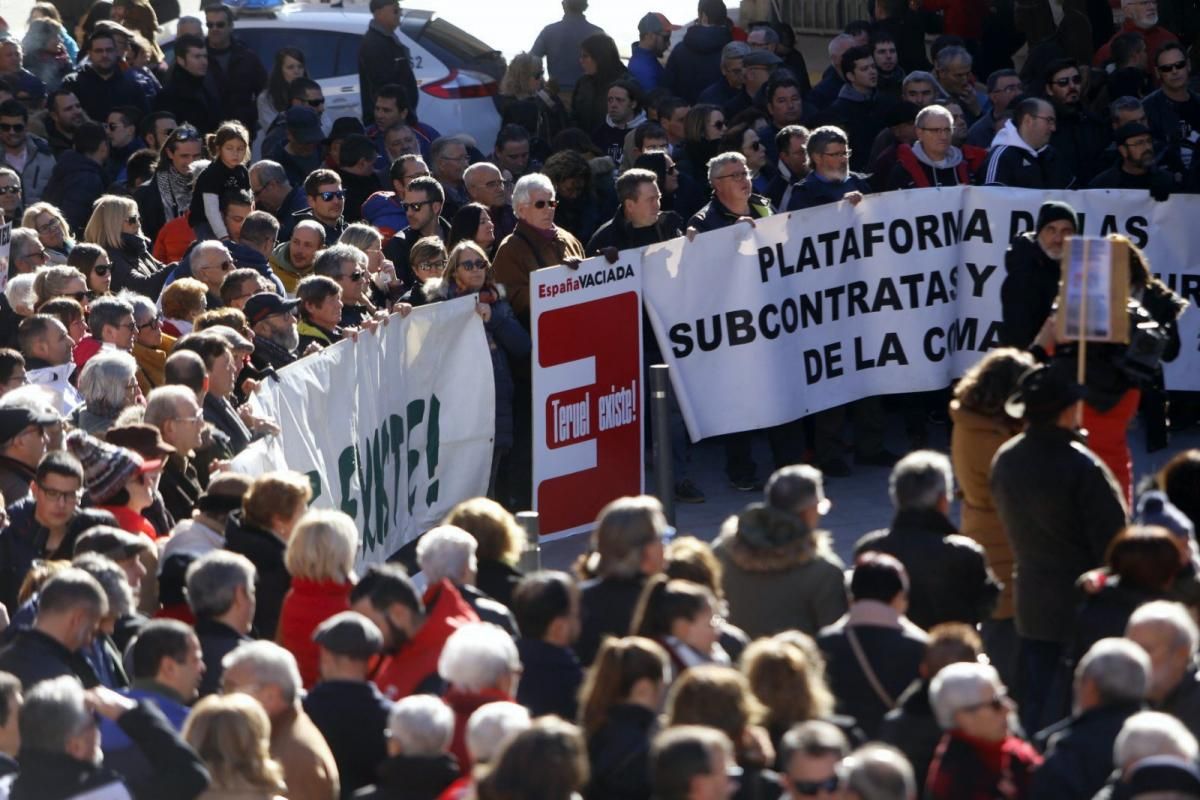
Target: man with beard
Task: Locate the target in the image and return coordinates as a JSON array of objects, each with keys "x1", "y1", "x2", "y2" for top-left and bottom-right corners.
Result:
[
  {"x1": 1094, "y1": 0, "x2": 1178, "y2": 67},
  {"x1": 998, "y1": 200, "x2": 1076, "y2": 348},
  {"x1": 1089, "y1": 121, "x2": 1174, "y2": 195},
  {"x1": 244, "y1": 292, "x2": 302, "y2": 371},
  {"x1": 42, "y1": 90, "x2": 86, "y2": 155},
  {"x1": 62, "y1": 31, "x2": 150, "y2": 122},
  {"x1": 1043, "y1": 59, "x2": 1109, "y2": 186},
  {"x1": 873, "y1": 32, "x2": 906, "y2": 98}
]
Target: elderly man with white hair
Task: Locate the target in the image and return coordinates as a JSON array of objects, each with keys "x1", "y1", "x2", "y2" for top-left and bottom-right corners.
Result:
[
  {"x1": 1127, "y1": 600, "x2": 1200, "y2": 738},
  {"x1": 925, "y1": 661, "x2": 1042, "y2": 798},
  {"x1": 222, "y1": 640, "x2": 340, "y2": 800},
  {"x1": 1032, "y1": 637, "x2": 1151, "y2": 799},
  {"x1": 185, "y1": 239, "x2": 235, "y2": 308},
  {"x1": 887, "y1": 104, "x2": 972, "y2": 190},
  {"x1": 355, "y1": 694, "x2": 460, "y2": 800},
  {"x1": 853, "y1": 450, "x2": 999, "y2": 630},
  {"x1": 838, "y1": 743, "x2": 916, "y2": 800},
  {"x1": 1102, "y1": 711, "x2": 1200, "y2": 797},
  {"x1": 418, "y1": 525, "x2": 516, "y2": 635},
  {"x1": 437, "y1": 621, "x2": 521, "y2": 773}
]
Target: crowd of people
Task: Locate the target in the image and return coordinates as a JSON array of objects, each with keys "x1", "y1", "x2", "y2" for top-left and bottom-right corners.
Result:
[{"x1": 0, "y1": 0, "x2": 1194, "y2": 796}]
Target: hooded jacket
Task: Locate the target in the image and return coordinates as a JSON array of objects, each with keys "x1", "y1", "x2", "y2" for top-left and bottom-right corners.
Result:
[
  {"x1": 998, "y1": 231, "x2": 1060, "y2": 348},
  {"x1": 269, "y1": 240, "x2": 313, "y2": 295},
  {"x1": 978, "y1": 119, "x2": 1062, "y2": 188},
  {"x1": 712, "y1": 503, "x2": 847, "y2": 638},
  {"x1": 42, "y1": 150, "x2": 107, "y2": 234},
  {"x1": 593, "y1": 110, "x2": 649, "y2": 164},
  {"x1": 25, "y1": 358, "x2": 83, "y2": 415},
  {"x1": 888, "y1": 142, "x2": 969, "y2": 189},
  {"x1": 371, "y1": 579, "x2": 479, "y2": 700},
  {"x1": 663, "y1": 24, "x2": 734, "y2": 103},
  {"x1": 1, "y1": 134, "x2": 55, "y2": 205}
]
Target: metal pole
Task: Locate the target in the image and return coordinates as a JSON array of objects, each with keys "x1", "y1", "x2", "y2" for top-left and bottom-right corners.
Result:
[
  {"x1": 650, "y1": 364, "x2": 676, "y2": 525},
  {"x1": 516, "y1": 511, "x2": 541, "y2": 573}
]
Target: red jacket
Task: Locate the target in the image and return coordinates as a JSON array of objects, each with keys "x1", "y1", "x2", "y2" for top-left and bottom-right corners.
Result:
[
  {"x1": 370, "y1": 579, "x2": 479, "y2": 700},
  {"x1": 99, "y1": 505, "x2": 159, "y2": 540},
  {"x1": 927, "y1": 731, "x2": 1042, "y2": 800},
  {"x1": 73, "y1": 335, "x2": 104, "y2": 372},
  {"x1": 276, "y1": 578, "x2": 352, "y2": 689},
  {"x1": 443, "y1": 686, "x2": 512, "y2": 774},
  {"x1": 153, "y1": 210, "x2": 196, "y2": 265}
]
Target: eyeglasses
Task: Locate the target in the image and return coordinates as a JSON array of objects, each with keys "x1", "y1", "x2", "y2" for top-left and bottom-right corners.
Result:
[
  {"x1": 1032, "y1": 114, "x2": 1057, "y2": 124},
  {"x1": 1159, "y1": 59, "x2": 1189, "y2": 73},
  {"x1": 126, "y1": 215, "x2": 140, "y2": 224},
  {"x1": 0, "y1": 186, "x2": 20, "y2": 195},
  {"x1": 457, "y1": 258, "x2": 488, "y2": 271},
  {"x1": 252, "y1": 179, "x2": 275, "y2": 198},
  {"x1": 317, "y1": 190, "x2": 346, "y2": 202},
  {"x1": 403, "y1": 200, "x2": 433, "y2": 212},
  {"x1": 533, "y1": 199, "x2": 559, "y2": 209},
  {"x1": 439, "y1": 153, "x2": 469, "y2": 162},
  {"x1": 203, "y1": 259, "x2": 234, "y2": 272},
  {"x1": 1051, "y1": 74, "x2": 1083, "y2": 86},
  {"x1": 304, "y1": 98, "x2": 325, "y2": 107},
  {"x1": 36, "y1": 483, "x2": 81, "y2": 504},
  {"x1": 137, "y1": 316, "x2": 164, "y2": 329},
  {"x1": 791, "y1": 775, "x2": 839, "y2": 796},
  {"x1": 208, "y1": 19, "x2": 229, "y2": 28},
  {"x1": 22, "y1": 249, "x2": 48, "y2": 262},
  {"x1": 819, "y1": 149, "x2": 851, "y2": 159},
  {"x1": 714, "y1": 169, "x2": 751, "y2": 181},
  {"x1": 415, "y1": 259, "x2": 446, "y2": 271},
  {"x1": 117, "y1": 321, "x2": 139, "y2": 331},
  {"x1": 0, "y1": 123, "x2": 25, "y2": 133},
  {"x1": 919, "y1": 126, "x2": 952, "y2": 135},
  {"x1": 36, "y1": 218, "x2": 61, "y2": 232},
  {"x1": 342, "y1": 270, "x2": 366, "y2": 281}
]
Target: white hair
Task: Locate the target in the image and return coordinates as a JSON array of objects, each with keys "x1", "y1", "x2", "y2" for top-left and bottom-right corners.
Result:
[
  {"x1": 706, "y1": 151, "x2": 747, "y2": 183},
  {"x1": 417, "y1": 525, "x2": 478, "y2": 584},
  {"x1": 889, "y1": 450, "x2": 953, "y2": 511},
  {"x1": 466, "y1": 701, "x2": 531, "y2": 764},
  {"x1": 828, "y1": 32, "x2": 855, "y2": 60},
  {"x1": 838, "y1": 744, "x2": 916, "y2": 800},
  {"x1": 463, "y1": 161, "x2": 501, "y2": 183},
  {"x1": 1077, "y1": 638, "x2": 1150, "y2": 705},
  {"x1": 73, "y1": 552, "x2": 134, "y2": 619},
  {"x1": 511, "y1": 173, "x2": 555, "y2": 209},
  {"x1": 78, "y1": 350, "x2": 138, "y2": 411},
  {"x1": 20, "y1": 676, "x2": 91, "y2": 754},
  {"x1": 437, "y1": 622, "x2": 520, "y2": 692},
  {"x1": 929, "y1": 661, "x2": 1005, "y2": 730},
  {"x1": 387, "y1": 695, "x2": 455, "y2": 756},
  {"x1": 1128, "y1": 601, "x2": 1200, "y2": 655},
  {"x1": 1114, "y1": 711, "x2": 1199, "y2": 770},
  {"x1": 5, "y1": 273, "x2": 38, "y2": 316},
  {"x1": 222, "y1": 641, "x2": 302, "y2": 705},
  {"x1": 915, "y1": 104, "x2": 954, "y2": 129},
  {"x1": 190, "y1": 240, "x2": 232, "y2": 277}
]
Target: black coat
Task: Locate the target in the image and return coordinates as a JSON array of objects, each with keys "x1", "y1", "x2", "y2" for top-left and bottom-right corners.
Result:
[
  {"x1": 1048, "y1": 107, "x2": 1111, "y2": 187},
  {"x1": 353, "y1": 753, "x2": 459, "y2": 800},
  {"x1": 516, "y1": 638, "x2": 583, "y2": 720},
  {"x1": 62, "y1": 65, "x2": 150, "y2": 122},
  {"x1": 132, "y1": 178, "x2": 171, "y2": 244},
  {"x1": 786, "y1": 172, "x2": 872, "y2": 211},
  {"x1": 1088, "y1": 164, "x2": 1175, "y2": 198},
  {"x1": 991, "y1": 424, "x2": 1128, "y2": 644},
  {"x1": 1161, "y1": 666, "x2": 1200, "y2": 742},
  {"x1": 476, "y1": 558, "x2": 522, "y2": 609},
  {"x1": 853, "y1": 508, "x2": 1001, "y2": 630},
  {"x1": 820, "y1": 89, "x2": 888, "y2": 174},
  {"x1": 41, "y1": 150, "x2": 107, "y2": 234},
  {"x1": 206, "y1": 40, "x2": 267, "y2": 136},
  {"x1": 662, "y1": 24, "x2": 733, "y2": 103},
  {"x1": 304, "y1": 680, "x2": 391, "y2": 798},
  {"x1": 1072, "y1": 580, "x2": 1168, "y2": 665},
  {"x1": 0, "y1": 627, "x2": 99, "y2": 689},
  {"x1": 877, "y1": 679, "x2": 943, "y2": 794},
  {"x1": 358, "y1": 22, "x2": 419, "y2": 126},
  {"x1": 154, "y1": 66, "x2": 221, "y2": 134},
  {"x1": 998, "y1": 231, "x2": 1059, "y2": 348},
  {"x1": 10, "y1": 701, "x2": 209, "y2": 800},
  {"x1": 576, "y1": 574, "x2": 646, "y2": 666},
  {"x1": 817, "y1": 618, "x2": 926, "y2": 738},
  {"x1": 585, "y1": 703, "x2": 658, "y2": 800},
  {"x1": 225, "y1": 512, "x2": 289, "y2": 639},
  {"x1": 586, "y1": 209, "x2": 685, "y2": 254},
  {"x1": 1031, "y1": 701, "x2": 1143, "y2": 800},
  {"x1": 195, "y1": 616, "x2": 252, "y2": 697},
  {"x1": 107, "y1": 232, "x2": 172, "y2": 297}
]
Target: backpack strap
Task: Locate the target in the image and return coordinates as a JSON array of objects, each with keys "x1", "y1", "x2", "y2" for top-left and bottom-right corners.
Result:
[{"x1": 845, "y1": 624, "x2": 897, "y2": 709}]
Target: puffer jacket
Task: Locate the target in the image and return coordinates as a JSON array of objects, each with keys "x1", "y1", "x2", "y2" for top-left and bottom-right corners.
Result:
[
  {"x1": 949, "y1": 401, "x2": 1023, "y2": 619},
  {"x1": 41, "y1": 150, "x2": 107, "y2": 234},
  {"x1": 0, "y1": 134, "x2": 55, "y2": 206},
  {"x1": 712, "y1": 503, "x2": 847, "y2": 638},
  {"x1": 662, "y1": 24, "x2": 734, "y2": 103}
]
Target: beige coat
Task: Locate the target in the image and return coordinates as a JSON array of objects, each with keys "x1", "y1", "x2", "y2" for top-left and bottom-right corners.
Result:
[{"x1": 270, "y1": 705, "x2": 340, "y2": 800}]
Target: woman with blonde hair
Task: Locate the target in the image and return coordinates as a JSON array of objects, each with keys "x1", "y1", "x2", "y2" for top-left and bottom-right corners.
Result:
[
  {"x1": 578, "y1": 635, "x2": 669, "y2": 800},
  {"x1": 442, "y1": 497, "x2": 525, "y2": 606},
  {"x1": 275, "y1": 509, "x2": 358, "y2": 688},
  {"x1": 183, "y1": 693, "x2": 287, "y2": 800},
  {"x1": 740, "y1": 637, "x2": 843, "y2": 754},
  {"x1": 32, "y1": 265, "x2": 89, "y2": 310},
  {"x1": 23, "y1": 203, "x2": 74, "y2": 265},
  {"x1": 497, "y1": 52, "x2": 568, "y2": 158},
  {"x1": 83, "y1": 194, "x2": 171, "y2": 296}
]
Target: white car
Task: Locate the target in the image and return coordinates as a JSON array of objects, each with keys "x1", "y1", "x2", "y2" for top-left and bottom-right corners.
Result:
[{"x1": 160, "y1": 2, "x2": 505, "y2": 150}]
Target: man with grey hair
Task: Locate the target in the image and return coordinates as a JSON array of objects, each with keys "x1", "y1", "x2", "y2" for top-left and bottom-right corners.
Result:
[
  {"x1": 144, "y1": 385, "x2": 205, "y2": 522},
  {"x1": 1105, "y1": 711, "x2": 1200, "y2": 796},
  {"x1": 838, "y1": 743, "x2": 915, "y2": 800},
  {"x1": 854, "y1": 451, "x2": 999, "y2": 630},
  {"x1": 966, "y1": 69, "x2": 1022, "y2": 148},
  {"x1": 901, "y1": 71, "x2": 941, "y2": 108},
  {"x1": 1127, "y1": 601, "x2": 1200, "y2": 738},
  {"x1": 354, "y1": 695, "x2": 458, "y2": 799},
  {"x1": 249, "y1": 159, "x2": 307, "y2": 224},
  {"x1": 418, "y1": 526, "x2": 516, "y2": 635},
  {"x1": 10, "y1": 676, "x2": 210, "y2": 798},
  {"x1": 7, "y1": 228, "x2": 49, "y2": 276},
  {"x1": 809, "y1": 33, "x2": 859, "y2": 109},
  {"x1": 888, "y1": 104, "x2": 971, "y2": 189},
  {"x1": 186, "y1": 550, "x2": 257, "y2": 696},
  {"x1": 223, "y1": 640, "x2": 340, "y2": 800},
  {"x1": 713, "y1": 464, "x2": 846, "y2": 638},
  {"x1": 933, "y1": 45, "x2": 985, "y2": 123},
  {"x1": 0, "y1": 567, "x2": 107, "y2": 688},
  {"x1": 697, "y1": 41, "x2": 752, "y2": 108},
  {"x1": 187, "y1": 239, "x2": 234, "y2": 307},
  {"x1": 429, "y1": 136, "x2": 470, "y2": 218},
  {"x1": 1033, "y1": 637, "x2": 1150, "y2": 799},
  {"x1": 78, "y1": 295, "x2": 137, "y2": 371},
  {"x1": 779, "y1": 720, "x2": 850, "y2": 799}
]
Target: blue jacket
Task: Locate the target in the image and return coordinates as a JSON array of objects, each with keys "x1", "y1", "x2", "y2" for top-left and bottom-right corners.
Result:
[
  {"x1": 42, "y1": 150, "x2": 107, "y2": 234},
  {"x1": 663, "y1": 25, "x2": 733, "y2": 103},
  {"x1": 99, "y1": 682, "x2": 191, "y2": 795},
  {"x1": 628, "y1": 45, "x2": 666, "y2": 92},
  {"x1": 516, "y1": 638, "x2": 583, "y2": 720},
  {"x1": 786, "y1": 171, "x2": 873, "y2": 211}
]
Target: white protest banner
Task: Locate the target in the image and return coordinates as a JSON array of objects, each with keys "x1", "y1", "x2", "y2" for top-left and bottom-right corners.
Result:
[
  {"x1": 232, "y1": 297, "x2": 495, "y2": 564},
  {"x1": 642, "y1": 186, "x2": 1200, "y2": 442},
  {"x1": 0, "y1": 222, "x2": 10, "y2": 294},
  {"x1": 532, "y1": 253, "x2": 644, "y2": 541}
]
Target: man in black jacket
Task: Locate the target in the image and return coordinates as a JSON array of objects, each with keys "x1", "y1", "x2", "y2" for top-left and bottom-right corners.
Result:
[
  {"x1": 9, "y1": 676, "x2": 209, "y2": 799},
  {"x1": 978, "y1": 96, "x2": 1062, "y2": 188},
  {"x1": 998, "y1": 200, "x2": 1076, "y2": 348},
  {"x1": 186, "y1": 550, "x2": 256, "y2": 697},
  {"x1": 61, "y1": 30, "x2": 150, "y2": 123},
  {"x1": 41, "y1": 122, "x2": 108, "y2": 236},
  {"x1": 1042, "y1": 59, "x2": 1110, "y2": 187},
  {"x1": 1032, "y1": 638, "x2": 1150, "y2": 800},
  {"x1": 359, "y1": 0, "x2": 419, "y2": 127},
  {"x1": 0, "y1": 568, "x2": 106, "y2": 689},
  {"x1": 822, "y1": 45, "x2": 888, "y2": 173},
  {"x1": 204, "y1": 5, "x2": 267, "y2": 138},
  {"x1": 854, "y1": 451, "x2": 1000, "y2": 631},
  {"x1": 1089, "y1": 121, "x2": 1175, "y2": 196},
  {"x1": 1126, "y1": 601, "x2": 1200, "y2": 741},
  {"x1": 154, "y1": 35, "x2": 220, "y2": 135}
]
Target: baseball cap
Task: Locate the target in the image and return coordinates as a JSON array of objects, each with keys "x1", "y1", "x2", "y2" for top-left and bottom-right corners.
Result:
[
  {"x1": 313, "y1": 611, "x2": 385, "y2": 659},
  {"x1": 0, "y1": 406, "x2": 60, "y2": 446},
  {"x1": 284, "y1": 106, "x2": 324, "y2": 145},
  {"x1": 244, "y1": 293, "x2": 300, "y2": 326},
  {"x1": 638, "y1": 12, "x2": 680, "y2": 35}
]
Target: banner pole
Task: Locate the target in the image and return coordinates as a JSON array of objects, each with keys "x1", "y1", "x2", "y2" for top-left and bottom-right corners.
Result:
[
  {"x1": 650, "y1": 364, "x2": 676, "y2": 526},
  {"x1": 516, "y1": 511, "x2": 541, "y2": 573},
  {"x1": 1076, "y1": 238, "x2": 1090, "y2": 430}
]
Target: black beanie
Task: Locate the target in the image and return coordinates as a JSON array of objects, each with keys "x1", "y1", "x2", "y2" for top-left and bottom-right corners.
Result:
[{"x1": 1036, "y1": 200, "x2": 1078, "y2": 233}]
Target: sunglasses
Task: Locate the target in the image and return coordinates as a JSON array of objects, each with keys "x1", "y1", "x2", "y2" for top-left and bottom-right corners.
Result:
[
  {"x1": 93, "y1": 265, "x2": 110, "y2": 276},
  {"x1": 205, "y1": 259, "x2": 233, "y2": 272},
  {"x1": 458, "y1": 259, "x2": 488, "y2": 271},
  {"x1": 318, "y1": 190, "x2": 346, "y2": 202},
  {"x1": 415, "y1": 259, "x2": 446, "y2": 271},
  {"x1": 1051, "y1": 75, "x2": 1083, "y2": 86},
  {"x1": 171, "y1": 127, "x2": 200, "y2": 142},
  {"x1": 126, "y1": 215, "x2": 140, "y2": 224},
  {"x1": 404, "y1": 200, "x2": 432, "y2": 212},
  {"x1": 748, "y1": 140, "x2": 763, "y2": 151},
  {"x1": 533, "y1": 199, "x2": 558, "y2": 209},
  {"x1": 343, "y1": 270, "x2": 366, "y2": 281},
  {"x1": 64, "y1": 291, "x2": 89, "y2": 302},
  {"x1": 208, "y1": 19, "x2": 229, "y2": 27},
  {"x1": 0, "y1": 123, "x2": 25, "y2": 133},
  {"x1": 1159, "y1": 59, "x2": 1189, "y2": 73},
  {"x1": 791, "y1": 776, "x2": 839, "y2": 796},
  {"x1": 0, "y1": 186, "x2": 20, "y2": 195},
  {"x1": 304, "y1": 98, "x2": 325, "y2": 107}
]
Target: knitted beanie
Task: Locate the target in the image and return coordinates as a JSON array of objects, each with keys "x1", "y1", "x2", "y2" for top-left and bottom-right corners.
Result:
[
  {"x1": 1036, "y1": 200, "x2": 1078, "y2": 233},
  {"x1": 65, "y1": 429, "x2": 144, "y2": 504}
]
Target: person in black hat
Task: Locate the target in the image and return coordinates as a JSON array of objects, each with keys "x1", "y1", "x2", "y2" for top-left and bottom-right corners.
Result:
[
  {"x1": 271, "y1": 106, "x2": 326, "y2": 189},
  {"x1": 336, "y1": 133, "x2": 382, "y2": 224},
  {"x1": 0, "y1": 401, "x2": 60, "y2": 504},
  {"x1": 990, "y1": 363, "x2": 1127, "y2": 734},
  {"x1": 302, "y1": 611, "x2": 393, "y2": 797},
  {"x1": 723, "y1": 48, "x2": 783, "y2": 119},
  {"x1": 997, "y1": 199, "x2": 1077, "y2": 348},
  {"x1": 244, "y1": 292, "x2": 303, "y2": 372},
  {"x1": 1089, "y1": 121, "x2": 1175, "y2": 197}
]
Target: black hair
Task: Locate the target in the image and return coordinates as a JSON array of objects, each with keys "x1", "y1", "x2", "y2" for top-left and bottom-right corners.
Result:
[
  {"x1": 448, "y1": 202, "x2": 490, "y2": 249},
  {"x1": 849, "y1": 552, "x2": 909, "y2": 602},
  {"x1": 174, "y1": 33, "x2": 206, "y2": 61},
  {"x1": 75, "y1": 122, "x2": 108, "y2": 156},
  {"x1": 137, "y1": 110, "x2": 176, "y2": 142},
  {"x1": 339, "y1": 134, "x2": 378, "y2": 168},
  {"x1": 633, "y1": 122, "x2": 668, "y2": 149},
  {"x1": 512, "y1": 571, "x2": 576, "y2": 640},
  {"x1": 495, "y1": 123, "x2": 531, "y2": 151},
  {"x1": 287, "y1": 77, "x2": 321, "y2": 103},
  {"x1": 0, "y1": 349, "x2": 24, "y2": 386},
  {"x1": 406, "y1": 175, "x2": 445, "y2": 205},
  {"x1": 841, "y1": 45, "x2": 874, "y2": 78},
  {"x1": 130, "y1": 619, "x2": 194, "y2": 680},
  {"x1": 0, "y1": 99, "x2": 28, "y2": 122},
  {"x1": 125, "y1": 148, "x2": 159, "y2": 187},
  {"x1": 36, "y1": 450, "x2": 84, "y2": 484},
  {"x1": 350, "y1": 564, "x2": 424, "y2": 615},
  {"x1": 219, "y1": 188, "x2": 253, "y2": 213}
]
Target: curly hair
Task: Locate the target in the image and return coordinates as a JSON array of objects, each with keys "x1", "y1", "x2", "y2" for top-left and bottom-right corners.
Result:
[{"x1": 952, "y1": 347, "x2": 1036, "y2": 418}]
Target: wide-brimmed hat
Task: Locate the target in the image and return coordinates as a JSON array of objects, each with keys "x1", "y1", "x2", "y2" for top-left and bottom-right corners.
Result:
[
  {"x1": 106, "y1": 424, "x2": 176, "y2": 459},
  {"x1": 1003, "y1": 364, "x2": 1087, "y2": 421}
]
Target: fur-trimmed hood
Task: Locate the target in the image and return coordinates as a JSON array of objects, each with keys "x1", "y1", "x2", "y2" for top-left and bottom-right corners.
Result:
[{"x1": 714, "y1": 503, "x2": 831, "y2": 573}]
